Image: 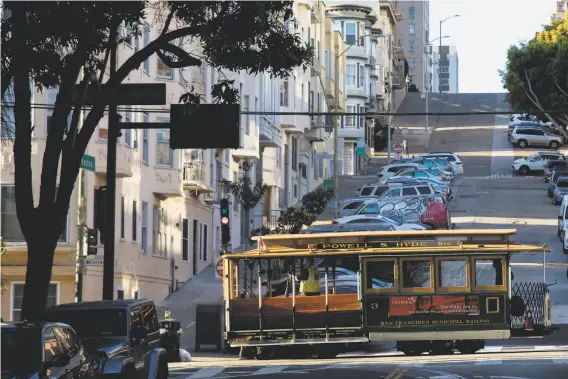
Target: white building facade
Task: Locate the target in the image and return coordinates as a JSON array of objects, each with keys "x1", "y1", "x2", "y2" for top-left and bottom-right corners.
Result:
[{"x1": 433, "y1": 45, "x2": 459, "y2": 94}]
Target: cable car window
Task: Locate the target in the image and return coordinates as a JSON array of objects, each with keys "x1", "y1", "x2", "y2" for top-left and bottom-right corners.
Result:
[
  {"x1": 401, "y1": 260, "x2": 431, "y2": 288},
  {"x1": 474, "y1": 259, "x2": 504, "y2": 286},
  {"x1": 438, "y1": 259, "x2": 468, "y2": 288},
  {"x1": 364, "y1": 259, "x2": 396, "y2": 293}
]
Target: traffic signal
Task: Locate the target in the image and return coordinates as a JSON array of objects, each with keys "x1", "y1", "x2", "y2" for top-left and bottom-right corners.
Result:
[
  {"x1": 86, "y1": 228, "x2": 98, "y2": 255},
  {"x1": 94, "y1": 186, "x2": 107, "y2": 241},
  {"x1": 220, "y1": 198, "x2": 230, "y2": 254}
]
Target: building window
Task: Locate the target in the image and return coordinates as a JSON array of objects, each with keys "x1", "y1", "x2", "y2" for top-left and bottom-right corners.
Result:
[
  {"x1": 291, "y1": 137, "x2": 298, "y2": 171},
  {"x1": 345, "y1": 22, "x2": 357, "y2": 45},
  {"x1": 125, "y1": 23, "x2": 133, "y2": 46},
  {"x1": 441, "y1": 66, "x2": 449, "y2": 73},
  {"x1": 12, "y1": 283, "x2": 58, "y2": 321},
  {"x1": 346, "y1": 64, "x2": 356, "y2": 87},
  {"x1": 409, "y1": 23, "x2": 415, "y2": 35},
  {"x1": 142, "y1": 113, "x2": 149, "y2": 163},
  {"x1": 409, "y1": 41, "x2": 416, "y2": 52},
  {"x1": 1, "y1": 185, "x2": 66, "y2": 242},
  {"x1": 301, "y1": 84, "x2": 304, "y2": 111},
  {"x1": 409, "y1": 6, "x2": 415, "y2": 18},
  {"x1": 324, "y1": 50, "x2": 329, "y2": 77},
  {"x1": 346, "y1": 105, "x2": 356, "y2": 127},
  {"x1": 280, "y1": 78, "x2": 289, "y2": 107},
  {"x1": 143, "y1": 24, "x2": 150, "y2": 73},
  {"x1": 117, "y1": 288, "x2": 125, "y2": 300},
  {"x1": 157, "y1": 56, "x2": 173, "y2": 79},
  {"x1": 233, "y1": 171, "x2": 239, "y2": 211},
  {"x1": 156, "y1": 119, "x2": 173, "y2": 167},
  {"x1": 358, "y1": 64, "x2": 364, "y2": 88},
  {"x1": 134, "y1": 289, "x2": 140, "y2": 299},
  {"x1": 200, "y1": 223, "x2": 208, "y2": 261},
  {"x1": 441, "y1": 79, "x2": 449, "y2": 85},
  {"x1": 134, "y1": 25, "x2": 140, "y2": 52},
  {"x1": 141, "y1": 201, "x2": 148, "y2": 254},
  {"x1": 124, "y1": 108, "x2": 132, "y2": 147},
  {"x1": 132, "y1": 200, "x2": 137, "y2": 242},
  {"x1": 182, "y1": 218, "x2": 189, "y2": 262},
  {"x1": 409, "y1": 58, "x2": 416, "y2": 68},
  {"x1": 120, "y1": 196, "x2": 125, "y2": 239},
  {"x1": 152, "y1": 205, "x2": 159, "y2": 256}
]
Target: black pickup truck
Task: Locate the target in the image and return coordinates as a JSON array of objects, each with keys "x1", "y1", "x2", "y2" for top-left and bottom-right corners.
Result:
[{"x1": 40, "y1": 299, "x2": 168, "y2": 379}]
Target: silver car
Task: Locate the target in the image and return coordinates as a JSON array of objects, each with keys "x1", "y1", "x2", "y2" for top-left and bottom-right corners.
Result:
[{"x1": 552, "y1": 177, "x2": 568, "y2": 205}]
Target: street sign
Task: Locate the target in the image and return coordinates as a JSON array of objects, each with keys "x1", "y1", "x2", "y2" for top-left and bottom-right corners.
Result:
[
  {"x1": 215, "y1": 258, "x2": 224, "y2": 279},
  {"x1": 80, "y1": 154, "x2": 95, "y2": 172},
  {"x1": 72, "y1": 83, "x2": 167, "y2": 105},
  {"x1": 315, "y1": 152, "x2": 334, "y2": 159},
  {"x1": 85, "y1": 256, "x2": 104, "y2": 266},
  {"x1": 393, "y1": 144, "x2": 403, "y2": 154},
  {"x1": 324, "y1": 179, "x2": 333, "y2": 190},
  {"x1": 357, "y1": 147, "x2": 366, "y2": 156}
]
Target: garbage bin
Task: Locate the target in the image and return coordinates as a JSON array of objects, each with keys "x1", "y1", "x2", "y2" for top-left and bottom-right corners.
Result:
[
  {"x1": 159, "y1": 319, "x2": 181, "y2": 362},
  {"x1": 195, "y1": 303, "x2": 223, "y2": 352}
]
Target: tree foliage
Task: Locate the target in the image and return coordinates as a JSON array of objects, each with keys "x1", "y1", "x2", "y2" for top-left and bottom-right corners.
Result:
[
  {"x1": 1, "y1": 0, "x2": 312, "y2": 320},
  {"x1": 277, "y1": 188, "x2": 334, "y2": 233},
  {"x1": 225, "y1": 160, "x2": 267, "y2": 211},
  {"x1": 500, "y1": 15, "x2": 568, "y2": 134}
]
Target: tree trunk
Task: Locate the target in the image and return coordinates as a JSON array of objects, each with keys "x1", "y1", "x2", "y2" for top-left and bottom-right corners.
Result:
[
  {"x1": 21, "y1": 231, "x2": 58, "y2": 321},
  {"x1": 244, "y1": 209, "x2": 250, "y2": 250}
]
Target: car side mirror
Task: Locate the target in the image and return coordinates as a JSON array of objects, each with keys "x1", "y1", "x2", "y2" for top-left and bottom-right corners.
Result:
[
  {"x1": 559, "y1": 215, "x2": 563, "y2": 220},
  {"x1": 45, "y1": 353, "x2": 71, "y2": 369}
]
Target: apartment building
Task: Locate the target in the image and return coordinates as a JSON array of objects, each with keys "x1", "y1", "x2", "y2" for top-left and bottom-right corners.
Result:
[
  {"x1": 395, "y1": 1, "x2": 430, "y2": 93},
  {"x1": 433, "y1": 45, "x2": 459, "y2": 93},
  {"x1": 552, "y1": 1, "x2": 567, "y2": 20}
]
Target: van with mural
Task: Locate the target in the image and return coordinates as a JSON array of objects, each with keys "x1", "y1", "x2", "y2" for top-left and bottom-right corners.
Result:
[{"x1": 350, "y1": 195, "x2": 453, "y2": 229}]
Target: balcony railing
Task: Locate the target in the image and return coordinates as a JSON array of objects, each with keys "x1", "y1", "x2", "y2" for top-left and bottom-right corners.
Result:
[
  {"x1": 253, "y1": 210, "x2": 284, "y2": 230},
  {"x1": 311, "y1": 55, "x2": 321, "y2": 76},
  {"x1": 182, "y1": 161, "x2": 212, "y2": 194},
  {"x1": 311, "y1": 1, "x2": 322, "y2": 23}
]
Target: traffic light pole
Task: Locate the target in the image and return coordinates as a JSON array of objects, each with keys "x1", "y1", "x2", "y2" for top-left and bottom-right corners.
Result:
[{"x1": 102, "y1": 31, "x2": 118, "y2": 301}]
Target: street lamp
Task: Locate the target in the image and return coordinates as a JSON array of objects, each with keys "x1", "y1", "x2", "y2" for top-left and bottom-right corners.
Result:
[
  {"x1": 439, "y1": 14, "x2": 460, "y2": 93},
  {"x1": 422, "y1": 36, "x2": 450, "y2": 130}
]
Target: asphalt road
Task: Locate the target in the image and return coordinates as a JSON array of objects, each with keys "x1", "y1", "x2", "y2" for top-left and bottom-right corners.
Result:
[{"x1": 170, "y1": 350, "x2": 568, "y2": 378}]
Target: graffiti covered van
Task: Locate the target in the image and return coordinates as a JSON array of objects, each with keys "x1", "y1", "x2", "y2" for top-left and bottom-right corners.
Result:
[{"x1": 351, "y1": 195, "x2": 452, "y2": 229}]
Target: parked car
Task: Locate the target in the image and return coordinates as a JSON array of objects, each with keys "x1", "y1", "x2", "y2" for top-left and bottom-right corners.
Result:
[
  {"x1": 411, "y1": 157, "x2": 453, "y2": 174},
  {"x1": 414, "y1": 152, "x2": 464, "y2": 175},
  {"x1": 338, "y1": 198, "x2": 368, "y2": 217},
  {"x1": 512, "y1": 152, "x2": 565, "y2": 175},
  {"x1": 40, "y1": 300, "x2": 168, "y2": 379},
  {"x1": 1, "y1": 321, "x2": 94, "y2": 379},
  {"x1": 544, "y1": 159, "x2": 568, "y2": 182},
  {"x1": 333, "y1": 214, "x2": 432, "y2": 230},
  {"x1": 552, "y1": 178, "x2": 568, "y2": 205},
  {"x1": 356, "y1": 184, "x2": 390, "y2": 197},
  {"x1": 507, "y1": 121, "x2": 542, "y2": 135},
  {"x1": 557, "y1": 195, "x2": 568, "y2": 247},
  {"x1": 377, "y1": 163, "x2": 425, "y2": 181},
  {"x1": 548, "y1": 169, "x2": 568, "y2": 197},
  {"x1": 384, "y1": 177, "x2": 452, "y2": 200},
  {"x1": 348, "y1": 195, "x2": 452, "y2": 229},
  {"x1": 387, "y1": 168, "x2": 451, "y2": 183},
  {"x1": 509, "y1": 126, "x2": 563, "y2": 149}
]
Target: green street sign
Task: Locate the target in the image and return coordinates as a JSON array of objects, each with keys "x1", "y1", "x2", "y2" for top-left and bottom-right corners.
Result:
[
  {"x1": 324, "y1": 179, "x2": 333, "y2": 190},
  {"x1": 80, "y1": 154, "x2": 96, "y2": 172},
  {"x1": 357, "y1": 147, "x2": 366, "y2": 156}
]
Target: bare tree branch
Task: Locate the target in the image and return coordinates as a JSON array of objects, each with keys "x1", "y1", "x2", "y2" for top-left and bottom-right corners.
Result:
[
  {"x1": 160, "y1": 9, "x2": 175, "y2": 37},
  {"x1": 555, "y1": 81, "x2": 568, "y2": 98}
]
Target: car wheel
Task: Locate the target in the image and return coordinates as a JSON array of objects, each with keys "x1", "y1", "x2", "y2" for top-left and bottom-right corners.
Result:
[
  {"x1": 550, "y1": 141, "x2": 560, "y2": 149},
  {"x1": 517, "y1": 140, "x2": 528, "y2": 148},
  {"x1": 519, "y1": 165, "x2": 530, "y2": 175},
  {"x1": 561, "y1": 230, "x2": 565, "y2": 242},
  {"x1": 553, "y1": 196, "x2": 559, "y2": 205}
]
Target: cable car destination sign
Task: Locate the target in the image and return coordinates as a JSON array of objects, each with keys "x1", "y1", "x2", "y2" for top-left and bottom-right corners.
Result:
[{"x1": 307, "y1": 240, "x2": 462, "y2": 250}]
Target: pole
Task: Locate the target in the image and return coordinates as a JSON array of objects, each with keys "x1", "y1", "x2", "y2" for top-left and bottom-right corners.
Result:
[
  {"x1": 439, "y1": 20, "x2": 442, "y2": 94},
  {"x1": 387, "y1": 34, "x2": 392, "y2": 164},
  {"x1": 333, "y1": 53, "x2": 340, "y2": 218},
  {"x1": 76, "y1": 169, "x2": 85, "y2": 302},
  {"x1": 103, "y1": 27, "x2": 118, "y2": 301},
  {"x1": 425, "y1": 47, "x2": 429, "y2": 130}
]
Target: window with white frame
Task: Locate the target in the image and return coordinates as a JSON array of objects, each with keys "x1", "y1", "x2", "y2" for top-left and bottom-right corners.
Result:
[
  {"x1": 409, "y1": 24, "x2": 415, "y2": 35},
  {"x1": 142, "y1": 113, "x2": 149, "y2": 163},
  {"x1": 358, "y1": 64, "x2": 364, "y2": 88},
  {"x1": 182, "y1": 218, "x2": 189, "y2": 262},
  {"x1": 12, "y1": 282, "x2": 58, "y2": 321},
  {"x1": 243, "y1": 95, "x2": 250, "y2": 135},
  {"x1": 200, "y1": 223, "x2": 208, "y2": 261},
  {"x1": 440, "y1": 66, "x2": 449, "y2": 73},
  {"x1": 324, "y1": 50, "x2": 329, "y2": 77},
  {"x1": 141, "y1": 201, "x2": 148, "y2": 254},
  {"x1": 132, "y1": 200, "x2": 137, "y2": 242},
  {"x1": 409, "y1": 6, "x2": 416, "y2": 18},
  {"x1": 120, "y1": 196, "x2": 125, "y2": 239},
  {"x1": 134, "y1": 288, "x2": 140, "y2": 299},
  {"x1": 409, "y1": 58, "x2": 416, "y2": 68},
  {"x1": 124, "y1": 108, "x2": 132, "y2": 147},
  {"x1": 156, "y1": 118, "x2": 173, "y2": 167},
  {"x1": 152, "y1": 204, "x2": 159, "y2": 256},
  {"x1": 125, "y1": 23, "x2": 133, "y2": 46},
  {"x1": 1, "y1": 185, "x2": 67, "y2": 242},
  {"x1": 409, "y1": 41, "x2": 416, "y2": 52},
  {"x1": 157, "y1": 56, "x2": 173, "y2": 79},
  {"x1": 345, "y1": 23, "x2": 357, "y2": 45},
  {"x1": 117, "y1": 288, "x2": 125, "y2": 300},
  {"x1": 346, "y1": 64, "x2": 356, "y2": 87},
  {"x1": 346, "y1": 106, "x2": 356, "y2": 127},
  {"x1": 143, "y1": 24, "x2": 151, "y2": 73},
  {"x1": 280, "y1": 78, "x2": 289, "y2": 107}
]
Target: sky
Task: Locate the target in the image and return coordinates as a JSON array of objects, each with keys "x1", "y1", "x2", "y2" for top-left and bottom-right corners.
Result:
[{"x1": 429, "y1": 0, "x2": 558, "y2": 93}]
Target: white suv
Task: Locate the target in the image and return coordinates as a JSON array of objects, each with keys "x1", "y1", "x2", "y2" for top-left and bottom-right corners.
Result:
[
  {"x1": 377, "y1": 163, "x2": 424, "y2": 181},
  {"x1": 414, "y1": 152, "x2": 464, "y2": 175},
  {"x1": 512, "y1": 152, "x2": 566, "y2": 175}
]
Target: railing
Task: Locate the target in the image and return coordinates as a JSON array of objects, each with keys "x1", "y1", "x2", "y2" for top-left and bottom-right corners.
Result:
[
  {"x1": 311, "y1": 55, "x2": 321, "y2": 76},
  {"x1": 253, "y1": 210, "x2": 284, "y2": 230},
  {"x1": 182, "y1": 161, "x2": 207, "y2": 183},
  {"x1": 311, "y1": 1, "x2": 322, "y2": 23}
]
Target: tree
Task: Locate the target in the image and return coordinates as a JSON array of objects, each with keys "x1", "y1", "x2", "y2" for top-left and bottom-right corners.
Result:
[
  {"x1": 277, "y1": 188, "x2": 334, "y2": 233},
  {"x1": 2, "y1": 1, "x2": 312, "y2": 320},
  {"x1": 500, "y1": 16, "x2": 568, "y2": 135},
  {"x1": 224, "y1": 160, "x2": 267, "y2": 249}
]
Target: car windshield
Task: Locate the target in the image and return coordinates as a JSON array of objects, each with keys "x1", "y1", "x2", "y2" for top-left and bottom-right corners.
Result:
[
  {"x1": 41, "y1": 309, "x2": 128, "y2": 338},
  {"x1": 1, "y1": 327, "x2": 42, "y2": 372},
  {"x1": 557, "y1": 180, "x2": 568, "y2": 188}
]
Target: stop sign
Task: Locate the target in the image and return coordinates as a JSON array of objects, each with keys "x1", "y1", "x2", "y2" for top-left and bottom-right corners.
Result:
[
  {"x1": 216, "y1": 259, "x2": 224, "y2": 278},
  {"x1": 393, "y1": 144, "x2": 403, "y2": 154}
]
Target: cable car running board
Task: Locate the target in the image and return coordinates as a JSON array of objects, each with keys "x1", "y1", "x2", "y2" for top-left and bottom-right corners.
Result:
[{"x1": 230, "y1": 336, "x2": 370, "y2": 347}]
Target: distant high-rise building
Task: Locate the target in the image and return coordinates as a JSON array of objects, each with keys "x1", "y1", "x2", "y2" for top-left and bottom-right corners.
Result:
[
  {"x1": 395, "y1": 0, "x2": 431, "y2": 93},
  {"x1": 552, "y1": 1, "x2": 567, "y2": 20},
  {"x1": 433, "y1": 45, "x2": 459, "y2": 93}
]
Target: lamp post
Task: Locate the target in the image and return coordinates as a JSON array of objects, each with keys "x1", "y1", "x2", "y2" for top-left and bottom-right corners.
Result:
[
  {"x1": 439, "y1": 14, "x2": 460, "y2": 93},
  {"x1": 423, "y1": 36, "x2": 449, "y2": 130}
]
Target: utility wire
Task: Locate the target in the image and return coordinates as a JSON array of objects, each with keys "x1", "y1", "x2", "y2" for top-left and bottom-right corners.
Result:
[{"x1": 3, "y1": 102, "x2": 568, "y2": 117}]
